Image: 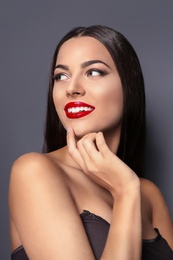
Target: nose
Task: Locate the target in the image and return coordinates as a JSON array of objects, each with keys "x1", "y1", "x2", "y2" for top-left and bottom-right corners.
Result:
[{"x1": 66, "y1": 77, "x2": 85, "y2": 98}]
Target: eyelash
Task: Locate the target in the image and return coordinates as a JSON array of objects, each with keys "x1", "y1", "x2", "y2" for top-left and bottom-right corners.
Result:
[
  {"x1": 53, "y1": 73, "x2": 68, "y2": 82},
  {"x1": 53, "y1": 69, "x2": 107, "y2": 82},
  {"x1": 86, "y1": 69, "x2": 107, "y2": 77}
]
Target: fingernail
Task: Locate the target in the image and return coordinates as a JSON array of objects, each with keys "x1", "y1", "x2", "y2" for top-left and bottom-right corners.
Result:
[{"x1": 67, "y1": 126, "x2": 71, "y2": 133}]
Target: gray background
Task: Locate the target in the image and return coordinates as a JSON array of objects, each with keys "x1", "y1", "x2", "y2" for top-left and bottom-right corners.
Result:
[{"x1": 0, "y1": 0, "x2": 172, "y2": 258}]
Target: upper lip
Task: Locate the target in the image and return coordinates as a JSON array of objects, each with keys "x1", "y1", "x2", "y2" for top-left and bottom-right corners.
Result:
[{"x1": 64, "y1": 101, "x2": 95, "y2": 111}]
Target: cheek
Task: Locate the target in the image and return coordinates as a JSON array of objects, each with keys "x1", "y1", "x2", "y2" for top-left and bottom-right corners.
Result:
[{"x1": 103, "y1": 84, "x2": 123, "y2": 114}]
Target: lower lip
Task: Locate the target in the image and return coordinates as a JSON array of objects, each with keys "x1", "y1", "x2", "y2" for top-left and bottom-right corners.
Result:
[{"x1": 65, "y1": 110, "x2": 94, "y2": 119}]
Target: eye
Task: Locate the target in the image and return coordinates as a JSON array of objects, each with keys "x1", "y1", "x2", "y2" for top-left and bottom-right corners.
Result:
[
  {"x1": 87, "y1": 69, "x2": 107, "y2": 77},
  {"x1": 53, "y1": 73, "x2": 68, "y2": 82}
]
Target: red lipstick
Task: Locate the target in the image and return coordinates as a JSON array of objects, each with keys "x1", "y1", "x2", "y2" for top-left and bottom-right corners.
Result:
[{"x1": 64, "y1": 101, "x2": 95, "y2": 119}]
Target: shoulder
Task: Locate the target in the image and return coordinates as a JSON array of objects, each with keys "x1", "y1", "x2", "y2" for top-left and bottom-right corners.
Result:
[
  {"x1": 10, "y1": 152, "x2": 62, "y2": 180},
  {"x1": 140, "y1": 178, "x2": 171, "y2": 214},
  {"x1": 9, "y1": 152, "x2": 67, "y2": 205},
  {"x1": 140, "y1": 178, "x2": 173, "y2": 249},
  {"x1": 140, "y1": 178, "x2": 164, "y2": 203},
  {"x1": 140, "y1": 178, "x2": 171, "y2": 221},
  {"x1": 9, "y1": 151, "x2": 73, "y2": 224},
  {"x1": 9, "y1": 152, "x2": 94, "y2": 258},
  {"x1": 11, "y1": 152, "x2": 56, "y2": 171}
]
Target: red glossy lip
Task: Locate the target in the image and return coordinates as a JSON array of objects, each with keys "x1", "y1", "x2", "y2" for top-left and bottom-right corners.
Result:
[{"x1": 64, "y1": 101, "x2": 95, "y2": 119}]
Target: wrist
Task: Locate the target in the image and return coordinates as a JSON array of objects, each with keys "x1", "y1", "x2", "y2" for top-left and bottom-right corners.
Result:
[{"x1": 111, "y1": 175, "x2": 141, "y2": 200}]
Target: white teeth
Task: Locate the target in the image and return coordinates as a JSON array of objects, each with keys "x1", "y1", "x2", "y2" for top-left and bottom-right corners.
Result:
[{"x1": 67, "y1": 107, "x2": 93, "y2": 113}]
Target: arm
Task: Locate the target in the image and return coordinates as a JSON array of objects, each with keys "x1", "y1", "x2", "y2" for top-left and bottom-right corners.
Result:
[
  {"x1": 67, "y1": 129, "x2": 142, "y2": 259},
  {"x1": 101, "y1": 187, "x2": 142, "y2": 259},
  {"x1": 9, "y1": 153, "x2": 95, "y2": 259},
  {"x1": 141, "y1": 179, "x2": 173, "y2": 250},
  {"x1": 101, "y1": 189, "x2": 142, "y2": 260}
]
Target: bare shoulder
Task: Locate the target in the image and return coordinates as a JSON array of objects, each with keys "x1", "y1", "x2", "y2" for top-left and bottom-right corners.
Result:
[
  {"x1": 10, "y1": 152, "x2": 59, "y2": 175},
  {"x1": 140, "y1": 178, "x2": 171, "y2": 215},
  {"x1": 9, "y1": 152, "x2": 93, "y2": 258},
  {"x1": 9, "y1": 152, "x2": 67, "y2": 220},
  {"x1": 140, "y1": 178, "x2": 166, "y2": 205},
  {"x1": 9, "y1": 151, "x2": 69, "y2": 212},
  {"x1": 140, "y1": 178, "x2": 173, "y2": 249},
  {"x1": 9, "y1": 152, "x2": 65, "y2": 189}
]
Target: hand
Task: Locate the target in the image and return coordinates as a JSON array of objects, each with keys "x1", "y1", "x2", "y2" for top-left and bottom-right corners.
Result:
[{"x1": 67, "y1": 127, "x2": 139, "y2": 198}]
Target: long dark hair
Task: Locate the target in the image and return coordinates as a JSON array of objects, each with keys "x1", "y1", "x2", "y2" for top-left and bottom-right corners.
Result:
[{"x1": 43, "y1": 25, "x2": 146, "y2": 177}]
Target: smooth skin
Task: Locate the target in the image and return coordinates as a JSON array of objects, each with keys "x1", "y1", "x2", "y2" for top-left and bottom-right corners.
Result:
[{"x1": 9, "y1": 37, "x2": 173, "y2": 259}]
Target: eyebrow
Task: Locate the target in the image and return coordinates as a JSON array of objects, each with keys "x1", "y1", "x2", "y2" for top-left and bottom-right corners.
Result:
[
  {"x1": 54, "y1": 59, "x2": 110, "y2": 71},
  {"x1": 81, "y1": 60, "x2": 110, "y2": 69}
]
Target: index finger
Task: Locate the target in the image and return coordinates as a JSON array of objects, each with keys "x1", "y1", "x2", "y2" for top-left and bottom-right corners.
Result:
[{"x1": 66, "y1": 127, "x2": 85, "y2": 169}]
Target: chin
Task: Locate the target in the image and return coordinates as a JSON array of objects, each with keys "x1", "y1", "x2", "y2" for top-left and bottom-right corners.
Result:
[{"x1": 73, "y1": 128, "x2": 93, "y2": 139}]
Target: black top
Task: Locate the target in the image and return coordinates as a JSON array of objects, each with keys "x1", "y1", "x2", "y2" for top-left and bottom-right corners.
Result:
[{"x1": 11, "y1": 210, "x2": 173, "y2": 260}]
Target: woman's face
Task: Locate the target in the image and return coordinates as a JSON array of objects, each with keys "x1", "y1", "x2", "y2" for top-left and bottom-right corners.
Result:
[{"x1": 53, "y1": 36, "x2": 123, "y2": 139}]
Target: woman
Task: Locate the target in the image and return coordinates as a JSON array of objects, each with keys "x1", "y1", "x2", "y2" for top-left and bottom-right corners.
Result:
[{"x1": 9, "y1": 25, "x2": 173, "y2": 259}]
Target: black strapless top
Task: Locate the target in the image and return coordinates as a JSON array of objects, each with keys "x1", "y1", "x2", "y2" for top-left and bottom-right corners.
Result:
[{"x1": 11, "y1": 210, "x2": 173, "y2": 260}]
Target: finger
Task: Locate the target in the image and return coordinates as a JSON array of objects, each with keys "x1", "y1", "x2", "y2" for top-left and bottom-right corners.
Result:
[
  {"x1": 96, "y1": 132, "x2": 126, "y2": 169},
  {"x1": 66, "y1": 127, "x2": 85, "y2": 169},
  {"x1": 96, "y1": 132, "x2": 111, "y2": 157},
  {"x1": 76, "y1": 138, "x2": 91, "y2": 161},
  {"x1": 77, "y1": 133, "x2": 100, "y2": 174},
  {"x1": 80, "y1": 133, "x2": 99, "y2": 160}
]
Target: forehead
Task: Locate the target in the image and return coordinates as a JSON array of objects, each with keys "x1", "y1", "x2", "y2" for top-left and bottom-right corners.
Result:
[{"x1": 56, "y1": 36, "x2": 115, "y2": 66}]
